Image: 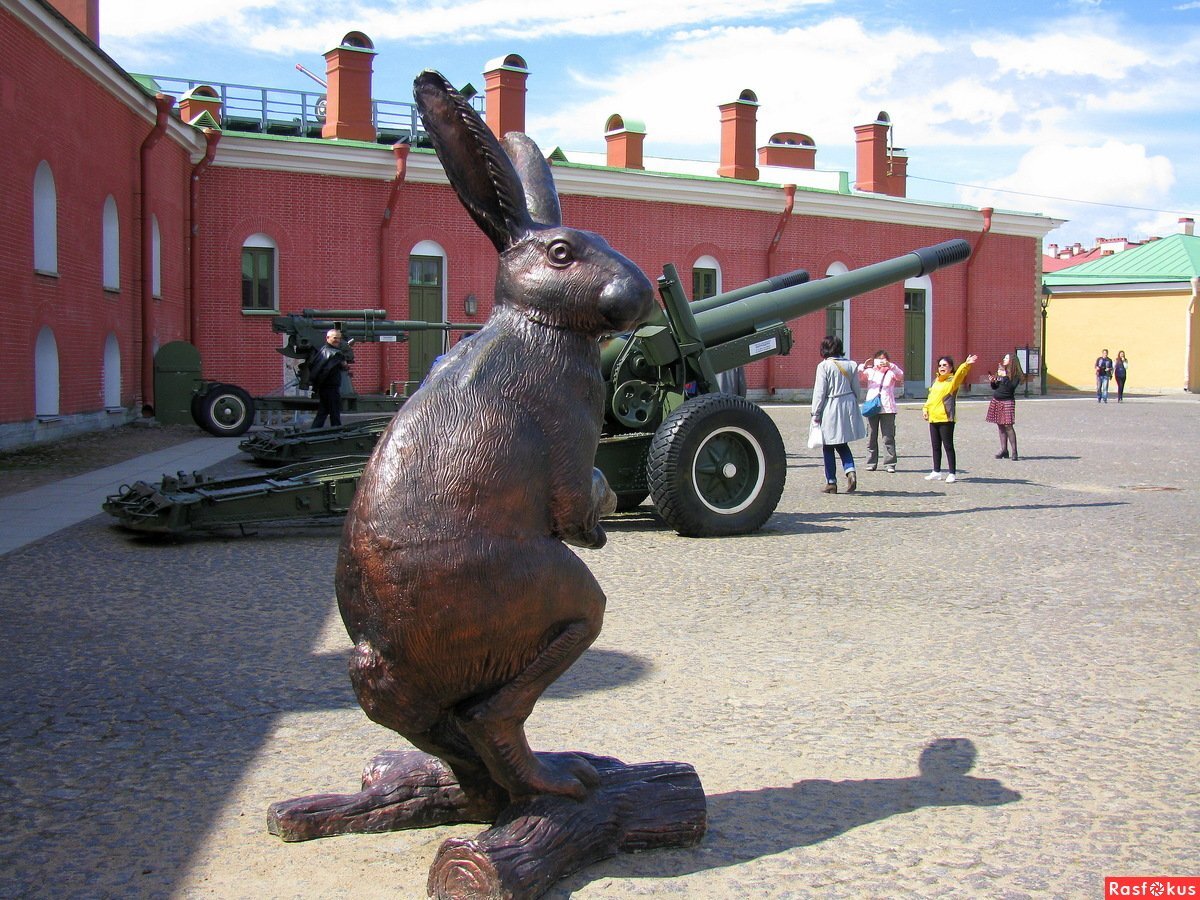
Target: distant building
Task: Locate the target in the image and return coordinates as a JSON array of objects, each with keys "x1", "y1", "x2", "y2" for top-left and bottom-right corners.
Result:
[
  {"x1": 1043, "y1": 236, "x2": 1149, "y2": 273},
  {"x1": 1042, "y1": 219, "x2": 1200, "y2": 392},
  {"x1": 3, "y1": 0, "x2": 1061, "y2": 449}
]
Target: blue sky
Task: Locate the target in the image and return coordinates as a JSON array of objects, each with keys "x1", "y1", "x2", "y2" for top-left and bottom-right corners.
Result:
[{"x1": 97, "y1": 0, "x2": 1200, "y2": 249}]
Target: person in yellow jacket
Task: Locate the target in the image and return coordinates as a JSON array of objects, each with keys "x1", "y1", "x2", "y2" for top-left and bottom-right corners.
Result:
[{"x1": 921, "y1": 353, "x2": 978, "y2": 484}]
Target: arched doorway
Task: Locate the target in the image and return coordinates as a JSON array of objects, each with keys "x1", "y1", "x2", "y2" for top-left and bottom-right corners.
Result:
[
  {"x1": 35, "y1": 326, "x2": 60, "y2": 418},
  {"x1": 407, "y1": 240, "x2": 447, "y2": 389},
  {"x1": 103, "y1": 333, "x2": 122, "y2": 409}
]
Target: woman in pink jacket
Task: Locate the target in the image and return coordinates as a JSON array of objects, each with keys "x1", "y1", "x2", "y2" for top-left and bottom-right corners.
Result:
[{"x1": 857, "y1": 350, "x2": 904, "y2": 473}]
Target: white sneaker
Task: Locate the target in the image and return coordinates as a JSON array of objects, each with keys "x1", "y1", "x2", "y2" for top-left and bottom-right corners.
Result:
[
  {"x1": 945, "y1": 473, "x2": 957, "y2": 484},
  {"x1": 924, "y1": 471, "x2": 943, "y2": 480}
]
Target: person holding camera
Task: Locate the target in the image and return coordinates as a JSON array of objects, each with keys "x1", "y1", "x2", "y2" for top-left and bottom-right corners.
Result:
[
  {"x1": 986, "y1": 353, "x2": 1023, "y2": 460},
  {"x1": 857, "y1": 350, "x2": 904, "y2": 473}
]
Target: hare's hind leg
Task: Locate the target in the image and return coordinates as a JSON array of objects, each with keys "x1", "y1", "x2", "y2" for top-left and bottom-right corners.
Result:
[{"x1": 459, "y1": 613, "x2": 603, "y2": 801}]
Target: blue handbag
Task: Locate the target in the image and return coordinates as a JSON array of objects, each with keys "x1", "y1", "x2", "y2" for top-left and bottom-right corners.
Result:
[{"x1": 860, "y1": 393, "x2": 883, "y2": 417}]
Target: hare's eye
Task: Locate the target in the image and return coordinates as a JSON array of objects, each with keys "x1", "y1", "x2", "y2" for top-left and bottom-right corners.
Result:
[{"x1": 546, "y1": 239, "x2": 574, "y2": 267}]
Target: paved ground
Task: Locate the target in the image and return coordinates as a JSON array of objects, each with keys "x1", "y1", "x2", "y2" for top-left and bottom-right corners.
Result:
[{"x1": 0, "y1": 394, "x2": 1196, "y2": 899}]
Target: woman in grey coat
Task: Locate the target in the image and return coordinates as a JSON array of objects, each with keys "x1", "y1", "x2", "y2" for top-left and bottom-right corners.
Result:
[{"x1": 811, "y1": 335, "x2": 867, "y2": 493}]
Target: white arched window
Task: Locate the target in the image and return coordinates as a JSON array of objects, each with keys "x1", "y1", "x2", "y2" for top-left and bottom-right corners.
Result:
[
  {"x1": 824, "y1": 261, "x2": 850, "y2": 356},
  {"x1": 103, "y1": 333, "x2": 122, "y2": 409},
  {"x1": 151, "y1": 215, "x2": 162, "y2": 298},
  {"x1": 692, "y1": 254, "x2": 722, "y2": 300},
  {"x1": 35, "y1": 326, "x2": 60, "y2": 418},
  {"x1": 33, "y1": 161, "x2": 58, "y2": 274},
  {"x1": 103, "y1": 195, "x2": 120, "y2": 291},
  {"x1": 242, "y1": 233, "x2": 278, "y2": 311}
]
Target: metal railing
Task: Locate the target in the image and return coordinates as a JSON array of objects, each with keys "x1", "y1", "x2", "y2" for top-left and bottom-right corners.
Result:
[{"x1": 141, "y1": 75, "x2": 484, "y2": 143}]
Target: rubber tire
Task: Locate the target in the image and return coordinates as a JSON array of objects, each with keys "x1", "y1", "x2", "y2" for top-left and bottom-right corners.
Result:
[
  {"x1": 189, "y1": 389, "x2": 206, "y2": 428},
  {"x1": 197, "y1": 383, "x2": 256, "y2": 437},
  {"x1": 646, "y1": 393, "x2": 786, "y2": 537}
]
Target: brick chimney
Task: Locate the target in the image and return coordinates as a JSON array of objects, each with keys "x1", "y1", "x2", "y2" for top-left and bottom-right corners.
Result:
[
  {"x1": 604, "y1": 114, "x2": 645, "y2": 170},
  {"x1": 717, "y1": 89, "x2": 759, "y2": 181},
  {"x1": 1180, "y1": 217, "x2": 1195, "y2": 236},
  {"x1": 321, "y1": 31, "x2": 377, "y2": 142},
  {"x1": 483, "y1": 54, "x2": 529, "y2": 139},
  {"x1": 758, "y1": 132, "x2": 816, "y2": 170},
  {"x1": 50, "y1": 0, "x2": 99, "y2": 43},
  {"x1": 854, "y1": 111, "x2": 906, "y2": 197},
  {"x1": 179, "y1": 86, "x2": 222, "y2": 126}
]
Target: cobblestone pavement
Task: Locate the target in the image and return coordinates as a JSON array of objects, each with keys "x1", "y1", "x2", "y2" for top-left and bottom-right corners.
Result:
[{"x1": 1, "y1": 395, "x2": 1197, "y2": 899}]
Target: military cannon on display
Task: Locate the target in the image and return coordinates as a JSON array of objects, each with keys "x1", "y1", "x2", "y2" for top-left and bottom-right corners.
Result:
[
  {"x1": 189, "y1": 310, "x2": 479, "y2": 437},
  {"x1": 106, "y1": 238, "x2": 971, "y2": 537}
]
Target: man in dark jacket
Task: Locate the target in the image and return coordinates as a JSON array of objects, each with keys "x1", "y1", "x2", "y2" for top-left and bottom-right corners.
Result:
[{"x1": 309, "y1": 329, "x2": 348, "y2": 428}]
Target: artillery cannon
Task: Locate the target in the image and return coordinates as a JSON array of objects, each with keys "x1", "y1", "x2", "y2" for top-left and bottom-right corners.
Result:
[
  {"x1": 189, "y1": 310, "x2": 479, "y2": 437},
  {"x1": 108, "y1": 239, "x2": 970, "y2": 536}
]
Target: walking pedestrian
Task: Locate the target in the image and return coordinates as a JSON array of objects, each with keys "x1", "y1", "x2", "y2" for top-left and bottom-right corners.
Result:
[
  {"x1": 857, "y1": 350, "x2": 904, "y2": 473},
  {"x1": 811, "y1": 335, "x2": 866, "y2": 494},
  {"x1": 922, "y1": 353, "x2": 977, "y2": 484},
  {"x1": 1114, "y1": 350, "x2": 1129, "y2": 402},
  {"x1": 1095, "y1": 349, "x2": 1114, "y2": 403},
  {"x1": 986, "y1": 353, "x2": 1022, "y2": 460}
]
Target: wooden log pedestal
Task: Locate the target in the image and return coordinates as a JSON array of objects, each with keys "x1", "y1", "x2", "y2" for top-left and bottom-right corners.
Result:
[{"x1": 268, "y1": 749, "x2": 706, "y2": 900}]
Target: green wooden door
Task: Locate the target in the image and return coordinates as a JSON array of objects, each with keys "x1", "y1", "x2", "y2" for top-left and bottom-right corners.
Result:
[
  {"x1": 903, "y1": 288, "x2": 926, "y2": 397},
  {"x1": 408, "y1": 255, "x2": 444, "y2": 389}
]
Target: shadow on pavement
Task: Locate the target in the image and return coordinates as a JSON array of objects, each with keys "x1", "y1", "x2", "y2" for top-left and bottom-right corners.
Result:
[
  {"x1": 0, "y1": 521, "x2": 356, "y2": 897},
  {"x1": 553, "y1": 738, "x2": 1020, "y2": 894}
]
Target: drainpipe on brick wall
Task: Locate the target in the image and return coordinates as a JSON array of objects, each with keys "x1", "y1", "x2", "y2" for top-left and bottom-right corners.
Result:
[
  {"x1": 961, "y1": 207, "x2": 993, "y2": 375},
  {"x1": 188, "y1": 128, "x2": 221, "y2": 345},
  {"x1": 378, "y1": 142, "x2": 410, "y2": 390},
  {"x1": 139, "y1": 93, "x2": 175, "y2": 413},
  {"x1": 764, "y1": 184, "x2": 796, "y2": 397}
]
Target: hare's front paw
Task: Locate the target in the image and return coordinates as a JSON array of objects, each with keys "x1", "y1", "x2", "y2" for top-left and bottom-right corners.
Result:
[{"x1": 562, "y1": 523, "x2": 607, "y2": 550}]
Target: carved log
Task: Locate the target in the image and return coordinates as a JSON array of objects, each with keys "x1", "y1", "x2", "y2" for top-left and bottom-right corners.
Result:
[
  {"x1": 427, "y1": 753, "x2": 706, "y2": 900},
  {"x1": 268, "y1": 750, "x2": 499, "y2": 842}
]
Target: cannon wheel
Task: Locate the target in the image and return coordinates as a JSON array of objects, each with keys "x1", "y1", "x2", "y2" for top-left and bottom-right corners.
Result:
[
  {"x1": 646, "y1": 393, "x2": 786, "y2": 537},
  {"x1": 197, "y1": 383, "x2": 256, "y2": 437}
]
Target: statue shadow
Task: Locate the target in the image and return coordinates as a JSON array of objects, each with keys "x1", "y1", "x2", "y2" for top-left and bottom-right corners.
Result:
[
  {"x1": 544, "y1": 648, "x2": 654, "y2": 698},
  {"x1": 553, "y1": 738, "x2": 1019, "y2": 894}
]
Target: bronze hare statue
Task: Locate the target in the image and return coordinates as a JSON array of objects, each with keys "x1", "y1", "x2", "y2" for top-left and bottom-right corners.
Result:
[{"x1": 335, "y1": 71, "x2": 655, "y2": 811}]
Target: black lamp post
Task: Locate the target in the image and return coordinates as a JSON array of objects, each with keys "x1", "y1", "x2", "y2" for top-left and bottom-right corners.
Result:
[{"x1": 1040, "y1": 288, "x2": 1051, "y2": 396}]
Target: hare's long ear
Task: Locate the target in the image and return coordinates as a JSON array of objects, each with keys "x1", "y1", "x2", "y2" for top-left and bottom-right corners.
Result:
[
  {"x1": 502, "y1": 133, "x2": 562, "y2": 228},
  {"x1": 414, "y1": 70, "x2": 532, "y2": 252}
]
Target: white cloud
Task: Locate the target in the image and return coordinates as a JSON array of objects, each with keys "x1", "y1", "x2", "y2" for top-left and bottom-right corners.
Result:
[
  {"x1": 529, "y1": 19, "x2": 942, "y2": 154},
  {"x1": 101, "y1": 0, "x2": 833, "y2": 50},
  {"x1": 971, "y1": 28, "x2": 1149, "y2": 78},
  {"x1": 959, "y1": 141, "x2": 1177, "y2": 244}
]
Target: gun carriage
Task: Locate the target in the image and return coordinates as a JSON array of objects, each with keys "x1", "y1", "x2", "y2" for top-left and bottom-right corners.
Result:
[
  {"x1": 190, "y1": 310, "x2": 479, "y2": 437},
  {"x1": 106, "y1": 239, "x2": 970, "y2": 537}
]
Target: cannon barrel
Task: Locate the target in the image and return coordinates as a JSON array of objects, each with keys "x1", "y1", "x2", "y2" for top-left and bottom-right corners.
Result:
[
  {"x1": 692, "y1": 239, "x2": 971, "y2": 347},
  {"x1": 690, "y1": 266, "x2": 810, "y2": 316},
  {"x1": 600, "y1": 264, "x2": 811, "y2": 373}
]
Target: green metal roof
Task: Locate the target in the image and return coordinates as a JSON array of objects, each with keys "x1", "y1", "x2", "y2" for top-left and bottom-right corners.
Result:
[{"x1": 1044, "y1": 233, "x2": 1200, "y2": 286}]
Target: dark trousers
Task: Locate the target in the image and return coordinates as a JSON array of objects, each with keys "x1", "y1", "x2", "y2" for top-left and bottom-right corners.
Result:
[
  {"x1": 1116, "y1": 376, "x2": 1126, "y2": 401},
  {"x1": 929, "y1": 421, "x2": 957, "y2": 474},
  {"x1": 866, "y1": 412, "x2": 897, "y2": 466},
  {"x1": 313, "y1": 385, "x2": 342, "y2": 428}
]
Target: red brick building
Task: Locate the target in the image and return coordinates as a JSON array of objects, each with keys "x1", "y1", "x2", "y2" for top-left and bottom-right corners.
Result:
[{"x1": 1, "y1": 0, "x2": 1060, "y2": 449}]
